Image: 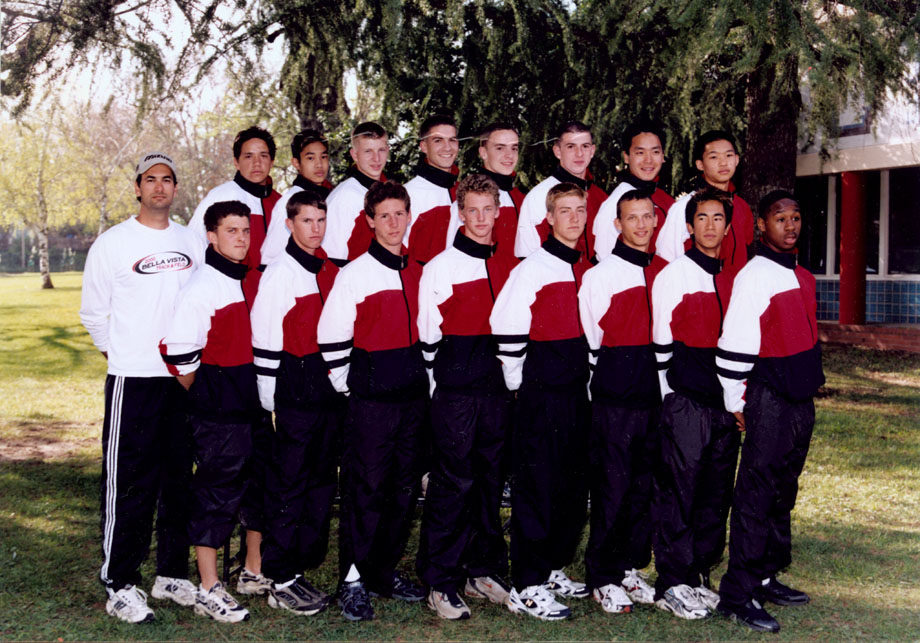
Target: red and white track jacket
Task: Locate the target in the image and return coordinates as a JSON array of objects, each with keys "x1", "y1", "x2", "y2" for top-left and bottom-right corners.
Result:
[
  {"x1": 260, "y1": 176, "x2": 333, "y2": 267},
  {"x1": 317, "y1": 239, "x2": 427, "y2": 399},
  {"x1": 514, "y1": 166, "x2": 607, "y2": 259},
  {"x1": 405, "y1": 162, "x2": 458, "y2": 265},
  {"x1": 716, "y1": 243, "x2": 825, "y2": 413},
  {"x1": 418, "y1": 229, "x2": 517, "y2": 395},
  {"x1": 446, "y1": 169, "x2": 525, "y2": 261},
  {"x1": 159, "y1": 246, "x2": 258, "y2": 420},
  {"x1": 655, "y1": 180, "x2": 754, "y2": 276},
  {"x1": 188, "y1": 172, "x2": 281, "y2": 301},
  {"x1": 652, "y1": 246, "x2": 733, "y2": 408},
  {"x1": 323, "y1": 169, "x2": 385, "y2": 265},
  {"x1": 579, "y1": 238, "x2": 668, "y2": 407},
  {"x1": 593, "y1": 172, "x2": 674, "y2": 259},
  {"x1": 250, "y1": 238, "x2": 339, "y2": 412},
  {"x1": 490, "y1": 236, "x2": 591, "y2": 392}
]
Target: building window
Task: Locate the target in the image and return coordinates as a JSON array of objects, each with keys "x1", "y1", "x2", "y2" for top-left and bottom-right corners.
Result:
[
  {"x1": 795, "y1": 175, "x2": 828, "y2": 274},
  {"x1": 889, "y1": 167, "x2": 920, "y2": 274}
]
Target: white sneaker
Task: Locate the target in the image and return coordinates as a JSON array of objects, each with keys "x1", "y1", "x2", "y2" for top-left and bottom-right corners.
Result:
[
  {"x1": 105, "y1": 585, "x2": 154, "y2": 623},
  {"x1": 151, "y1": 576, "x2": 197, "y2": 607},
  {"x1": 544, "y1": 569, "x2": 589, "y2": 598},
  {"x1": 195, "y1": 581, "x2": 250, "y2": 623},
  {"x1": 465, "y1": 575, "x2": 512, "y2": 605},
  {"x1": 507, "y1": 585, "x2": 571, "y2": 621},
  {"x1": 621, "y1": 568, "x2": 655, "y2": 604},
  {"x1": 592, "y1": 583, "x2": 634, "y2": 614},
  {"x1": 427, "y1": 589, "x2": 471, "y2": 620},
  {"x1": 236, "y1": 569, "x2": 272, "y2": 596},
  {"x1": 655, "y1": 584, "x2": 709, "y2": 620},
  {"x1": 695, "y1": 583, "x2": 720, "y2": 611}
]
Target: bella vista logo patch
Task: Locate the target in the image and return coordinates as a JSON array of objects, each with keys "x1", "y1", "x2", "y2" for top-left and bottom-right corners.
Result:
[{"x1": 133, "y1": 252, "x2": 192, "y2": 274}]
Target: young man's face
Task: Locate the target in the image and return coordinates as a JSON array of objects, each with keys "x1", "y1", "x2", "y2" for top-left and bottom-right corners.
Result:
[
  {"x1": 207, "y1": 214, "x2": 251, "y2": 263},
  {"x1": 695, "y1": 139, "x2": 739, "y2": 190},
  {"x1": 758, "y1": 198, "x2": 801, "y2": 253},
  {"x1": 546, "y1": 194, "x2": 587, "y2": 248},
  {"x1": 234, "y1": 138, "x2": 274, "y2": 185},
  {"x1": 458, "y1": 191, "x2": 499, "y2": 245},
  {"x1": 286, "y1": 205, "x2": 326, "y2": 254},
  {"x1": 553, "y1": 131, "x2": 595, "y2": 179},
  {"x1": 367, "y1": 197, "x2": 410, "y2": 254},
  {"x1": 135, "y1": 164, "x2": 176, "y2": 213},
  {"x1": 479, "y1": 129, "x2": 520, "y2": 176},
  {"x1": 350, "y1": 135, "x2": 389, "y2": 180},
  {"x1": 615, "y1": 198, "x2": 656, "y2": 252},
  {"x1": 686, "y1": 200, "x2": 729, "y2": 257},
  {"x1": 292, "y1": 141, "x2": 329, "y2": 186},
  {"x1": 622, "y1": 132, "x2": 664, "y2": 182},
  {"x1": 419, "y1": 124, "x2": 459, "y2": 172}
]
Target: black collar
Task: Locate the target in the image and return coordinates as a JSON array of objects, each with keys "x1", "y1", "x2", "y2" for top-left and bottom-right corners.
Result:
[
  {"x1": 612, "y1": 237, "x2": 654, "y2": 267},
  {"x1": 285, "y1": 236, "x2": 325, "y2": 273},
  {"x1": 233, "y1": 171, "x2": 273, "y2": 199},
  {"x1": 552, "y1": 165, "x2": 589, "y2": 191},
  {"x1": 691, "y1": 175, "x2": 735, "y2": 198},
  {"x1": 416, "y1": 162, "x2": 457, "y2": 190},
  {"x1": 479, "y1": 168, "x2": 514, "y2": 192},
  {"x1": 542, "y1": 235, "x2": 582, "y2": 265},
  {"x1": 348, "y1": 167, "x2": 381, "y2": 190},
  {"x1": 292, "y1": 175, "x2": 331, "y2": 199},
  {"x1": 686, "y1": 246, "x2": 723, "y2": 275},
  {"x1": 453, "y1": 228, "x2": 495, "y2": 259},
  {"x1": 756, "y1": 241, "x2": 798, "y2": 270},
  {"x1": 368, "y1": 238, "x2": 409, "y2": 270},
  {"x1": 615, "y1": 169, "x2": 657, "y2": 192},
  {"x1": 206, "y1": 245, "x2": 248, "y2": 280}
]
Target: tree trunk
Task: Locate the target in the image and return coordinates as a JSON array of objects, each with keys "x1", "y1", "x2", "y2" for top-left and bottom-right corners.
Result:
[
  {"x1": 742, "y1": 53, "x2": 801, "y2": 210},
  {"x1": 35, "y1": 222, "x2": 53, "y2": 289},
  {"x1": 97, "y1": 190, "x2": 109, "y2": 236}
]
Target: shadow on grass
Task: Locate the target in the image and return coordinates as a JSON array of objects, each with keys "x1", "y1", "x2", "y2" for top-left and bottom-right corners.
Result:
[
  {"x1": 1, "y1": 323, "x2": 93, "y2": 375},
  {"x1": 1, "y1": 458, "x2": 918, "y2": 641}
]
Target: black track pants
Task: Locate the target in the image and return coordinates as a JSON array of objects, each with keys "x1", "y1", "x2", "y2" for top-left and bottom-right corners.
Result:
[
  {"x1": 719, "y1": 382, "x2": 814, "y2": 606},
  {"x1": 584, "y1": 403, "x2": 658, "y2": 590},
  {"x1": 510, "y1": 387, "x2": 589, "y2": 590},
  {"x1": 417, "y1": 390, "x2": 511, "y2": 592},
  {"x1": 99, "y1": 376, "x2": 192, "y2": 591},
  {"x1": 338, "y1": 395, "x2": 426, "y2": 592},
  {"x1": 187, "y1": 416, "x2": 252, "y2": 549},
  {"x1": 240, "y1": 410, "x2": 273, "y2": 534},
  {"x1": 261, "y1": 403, "x2": 343, "y2": 583},
  {"x1": 652, "y1": 392, "x2": 740, "y2": 597}
]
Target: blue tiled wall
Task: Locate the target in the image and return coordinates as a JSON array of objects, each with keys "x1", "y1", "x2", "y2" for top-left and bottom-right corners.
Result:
[{"x1": 816, "y1": 279, "x2": 920, "y2": 323}]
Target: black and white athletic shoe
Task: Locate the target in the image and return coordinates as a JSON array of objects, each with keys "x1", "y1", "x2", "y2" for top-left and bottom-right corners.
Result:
[
  {"x1": 428, "y1": 589, "x2": 471, "y2": 620},
  {"x1": 544, "y1": 569, "x2": 590, "y2": 598},
  {"x1": 507, "y1": 585, "x2": 572, "y2": 621},
  {"x1": 106, "y1": 585, "x2": 155, "y2": 623},
  {"x1": 151, "y1": 576, "x2": 197, "y2": 607},
  {"x1": 338, "y1": 580, "x2": 374, "y2": 621},
  {"x1": 717, "y1": 598, "x2": 781, "y2": 633},
  {"x1": 655, "y1": 584, "x2": 709, "y2": 620},
  {"x1": 194, "y1": 581, "x2": 250, "y2": 623},
  {"x1": 370, "y1": 571, "x2": 426, "y2": 602},
  {"x1": 268, "y1": 576, "x2": 330, "y2": 616}
]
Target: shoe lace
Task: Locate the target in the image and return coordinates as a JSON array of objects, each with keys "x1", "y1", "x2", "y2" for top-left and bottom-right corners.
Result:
[
  {"x1": 344, "y1": 583, "x2": 370, "y2": 610},
  {"x1": 119, "y1": 586, "x2": 148, "y2": 608}
]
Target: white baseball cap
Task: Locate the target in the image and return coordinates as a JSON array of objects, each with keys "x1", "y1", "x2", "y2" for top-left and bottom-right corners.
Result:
[{"x1": 135, "y1": 151, "x2": 178, "y2": 180}]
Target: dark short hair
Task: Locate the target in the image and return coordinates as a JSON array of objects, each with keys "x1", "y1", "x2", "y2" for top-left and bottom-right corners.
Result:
[
  {"x1": 479, "y1": 121, "x2": 519, "y2": 145},
  {"x1": 233, "y1": 126, "x2": 276, "y2": 160},
  {"x1": 693, "y1": 130, "x2": 738, "y2": 162},
  {"x1": 616, "y1": 188, "x2": 654, "y2": 219},
  {"x1": 419, "y1": 114, "x2": 457, "y2": 140},
  {"x1": 555, "y1": 120, "x2": 593, "y2": 143},
  {"x1": 364, "y1": 180, "x2": 410, "y2": 218},
  {"x1": 546, "y1": 182, "x2": 586, "y2": 212},
  {"x1": 758, "y1": 189, "x2": 797, "y2": 219},
  {"x1": 621, "y1": 119, "x2": 666, "y2": 154},
  {"x1": 686, "y1": 187, "x2": 734, "y2": 225},
  {"x1": 286, "y1": 190, "x2": 327, "y2": 219},
  {"x1": 204, "y1": 200, "x2": 250, "y2": 232},
  {"x1": 290, "y1": 129, "x2": 328, "y2": 159},
  {"x1": 457, "y1": 174, "x2": 500, "y2": 210},
  {"x1": 351, "y1": 122, "x2": 387, "y2": 147}
]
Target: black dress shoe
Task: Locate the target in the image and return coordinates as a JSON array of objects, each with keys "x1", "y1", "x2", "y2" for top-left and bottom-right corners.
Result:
[
  {"x1": 755, "y1": 577, "x2": 811, "y2": 606},
  {"x1": 717, "y1": 599, "x2": 781, "y2": 633}
]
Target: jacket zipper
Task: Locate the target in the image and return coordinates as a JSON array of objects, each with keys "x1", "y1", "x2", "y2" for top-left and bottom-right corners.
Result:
[
  {"x1": 713, "y1": 275, "x2": 724, "y2": 335},
  {"x1": 398, "y1": 270, "x2": 413, "y2": 344}
]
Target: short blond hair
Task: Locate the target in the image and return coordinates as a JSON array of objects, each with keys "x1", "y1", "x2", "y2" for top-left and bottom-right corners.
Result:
[{"x1": 546, "y1": 182, "x2": 586, "y2": 213}]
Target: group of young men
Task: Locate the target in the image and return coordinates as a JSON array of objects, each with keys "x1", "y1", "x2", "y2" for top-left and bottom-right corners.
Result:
[{"x1": 79, "y1": 115, "x2": 824, "y2": 634}]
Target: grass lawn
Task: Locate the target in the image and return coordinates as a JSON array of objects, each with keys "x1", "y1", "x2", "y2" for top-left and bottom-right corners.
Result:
[{"x1": 1, "y1": 271, "x2": 919, "y2": 641}]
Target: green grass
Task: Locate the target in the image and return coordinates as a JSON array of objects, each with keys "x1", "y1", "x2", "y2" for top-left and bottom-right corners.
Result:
[{"x1": 1, "y1": 272, "x2": 919, "y2": 640}]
